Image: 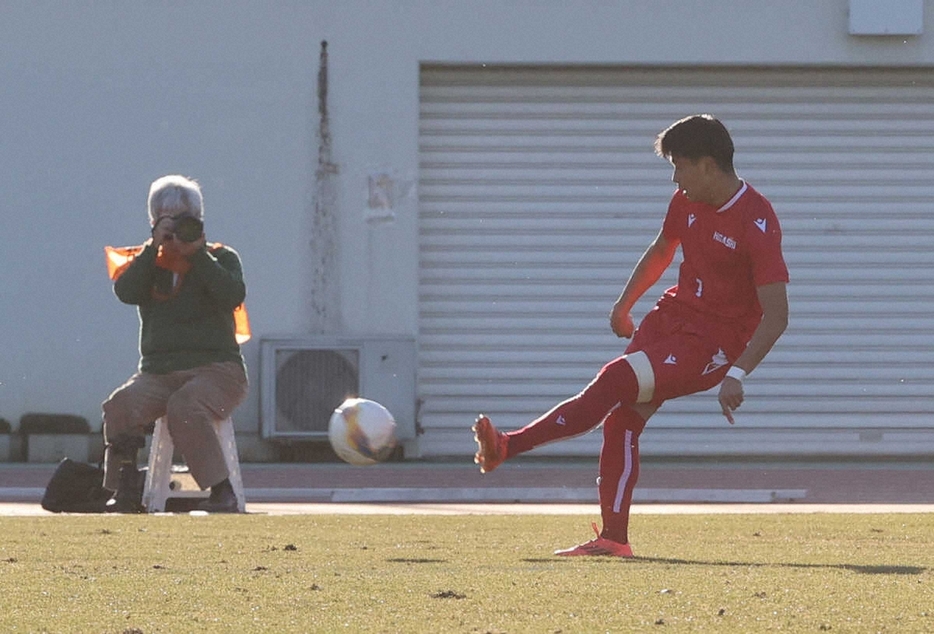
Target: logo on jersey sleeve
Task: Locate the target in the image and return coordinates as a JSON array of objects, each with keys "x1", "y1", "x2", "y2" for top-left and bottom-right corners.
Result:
[
  {"x1": 664, "y1": 354, "x2": 678, "y2": 365},
  {"x1": 688, "y1": 213, "x2": 696, "y2": 227},
  {"x1": 754, "y1": 218, "x2": 768, "y2": 233}
]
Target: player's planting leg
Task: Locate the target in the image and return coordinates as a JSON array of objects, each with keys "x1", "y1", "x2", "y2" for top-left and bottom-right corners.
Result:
[
  {"x1": 597, "y1": 406, "x2": 646, "y2": 545},
  {"x1": 555, "y1": 406, "x2": 648, "y2": 557},
  {"x1": 474, "y1": 356, "x2": 645, "y2": 474},
  {"x1": 553, "y1": 522, "x2": 634, "y2": 558}
]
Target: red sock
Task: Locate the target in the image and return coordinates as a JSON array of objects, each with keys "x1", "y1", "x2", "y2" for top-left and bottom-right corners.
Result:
[
  {"x1": 505, "y1": 357, "x2": 640, "y2": 458},
  {"x1": 597, "y1": 406, "x2": 646, "y2": 545}
]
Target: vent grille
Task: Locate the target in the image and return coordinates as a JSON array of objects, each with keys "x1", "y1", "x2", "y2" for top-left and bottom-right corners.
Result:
[
  {"x1": 260, "y1": 337, "x2": 417, "y2": 445},
  {"x1": 272, "y1": 348, "x2": 359, "y2": 435}
]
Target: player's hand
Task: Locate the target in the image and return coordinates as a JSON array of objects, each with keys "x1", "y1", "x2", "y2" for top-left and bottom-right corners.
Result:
[
  {"x1": 718, "y1": 377, "x2": 744, "y2": 425},
  {"x1": 609, "y1": 303, "x2": 635, "y2": 338}
]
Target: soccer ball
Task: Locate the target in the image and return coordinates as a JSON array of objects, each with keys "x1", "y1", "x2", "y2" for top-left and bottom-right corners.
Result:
[{"x1": 328, "y1": 397, "x2": 397, "y2": 465}]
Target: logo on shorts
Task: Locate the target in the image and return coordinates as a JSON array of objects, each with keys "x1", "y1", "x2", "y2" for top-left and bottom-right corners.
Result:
[
  {"x1": 556, "y1": 415, "x2": 566, "y2": 426},
  {"x1": 702, "y1": 348, "x2": 729, "y2": 375},
  {"x1": 664, "y1": 354, "x2": 677, "y2": 365},
  {"x1": 688, "y1": 213, "x2": 696, "y2": 227}
]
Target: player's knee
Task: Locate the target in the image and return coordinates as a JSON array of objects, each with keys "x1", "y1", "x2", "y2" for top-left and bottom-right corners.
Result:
[
  {"x1": 631, "y1": 402, "x2": 658, "y2": 422},
  {"x1": 604, "y1": 405, "x2": 648, "y2": 436}
]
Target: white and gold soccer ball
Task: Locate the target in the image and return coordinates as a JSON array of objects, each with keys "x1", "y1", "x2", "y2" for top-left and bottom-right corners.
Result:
[{"x1": 328, "y1": 397, "x2": 398, "y2": 465}]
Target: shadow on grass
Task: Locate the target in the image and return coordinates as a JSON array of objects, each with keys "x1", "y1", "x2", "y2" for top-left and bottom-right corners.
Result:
[
  {"x1": 521, "y1": 557, "x2": 925, "y2": 575},
  {"x1": 387, "y1": 557, "x2": 448, "y2": 564}
]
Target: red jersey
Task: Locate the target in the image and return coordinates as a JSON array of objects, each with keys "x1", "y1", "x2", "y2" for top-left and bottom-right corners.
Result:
[{"x1": 660, "y1": 182, "x2": 789, "y2": 341}]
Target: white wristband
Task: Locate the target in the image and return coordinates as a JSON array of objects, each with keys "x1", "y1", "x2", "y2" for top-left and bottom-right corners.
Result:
[{"x1": 726, "y1": 366, "x2": 747, "y2": 383}]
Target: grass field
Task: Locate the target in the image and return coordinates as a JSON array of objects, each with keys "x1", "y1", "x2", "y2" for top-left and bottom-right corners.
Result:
[{"x1": 1, "y1": 512, "x2": 932, "y2": 633}]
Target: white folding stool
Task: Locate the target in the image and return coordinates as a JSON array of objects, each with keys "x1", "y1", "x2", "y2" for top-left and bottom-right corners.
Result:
[{"x1": 142, "y1": 416, "x2": 246, "y2": 513}]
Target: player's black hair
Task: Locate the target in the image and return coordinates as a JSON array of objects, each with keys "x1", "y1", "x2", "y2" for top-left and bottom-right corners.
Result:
[{"x1": 655, "y1": 114, "x2": 735, "y2": 174}]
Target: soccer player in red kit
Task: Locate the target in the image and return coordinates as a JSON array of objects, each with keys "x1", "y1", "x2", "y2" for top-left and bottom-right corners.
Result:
[{"x1": 473, "y1": 114, "x2": 789, "y2": 557}]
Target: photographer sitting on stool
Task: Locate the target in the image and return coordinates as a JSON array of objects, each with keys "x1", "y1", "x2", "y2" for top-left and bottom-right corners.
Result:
[{"x1": 102, "y1": 174, "x2": 249, "y2": 513}]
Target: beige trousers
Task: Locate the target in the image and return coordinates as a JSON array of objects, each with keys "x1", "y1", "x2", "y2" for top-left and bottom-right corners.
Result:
[{"x1": 102, "y1": 361, "x2": 248, "y2": 491}]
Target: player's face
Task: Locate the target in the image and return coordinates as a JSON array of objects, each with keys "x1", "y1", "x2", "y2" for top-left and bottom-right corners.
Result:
[{"x1": 669, "y1": 156, "x2": 710, "y2": 203}]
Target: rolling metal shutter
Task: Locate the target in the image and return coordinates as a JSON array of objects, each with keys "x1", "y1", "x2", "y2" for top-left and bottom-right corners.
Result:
[{"x1": 418, "y1": 66, "x2": 934, "y2": 458}]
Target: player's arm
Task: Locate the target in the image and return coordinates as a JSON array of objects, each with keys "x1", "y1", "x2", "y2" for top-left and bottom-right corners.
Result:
[
  {"x1": 610, "y1": 229, "x2": 679, "y2": 338},
  {"x1": 718, "y1": 281, "x2": 789, "y2": 424}
]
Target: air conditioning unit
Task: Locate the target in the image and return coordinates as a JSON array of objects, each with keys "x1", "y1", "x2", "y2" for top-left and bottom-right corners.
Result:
[{"x1": 260, "y1": 336, "x2": 417, "y2": 446}]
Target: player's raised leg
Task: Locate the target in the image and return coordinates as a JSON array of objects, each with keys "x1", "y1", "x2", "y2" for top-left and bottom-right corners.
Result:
[
  {"x1": 472, "y1": 414, "x2": 508, "y2": 474},
  {"x1": 472, "y1": 353, "x2": 650, "y2": 474}
]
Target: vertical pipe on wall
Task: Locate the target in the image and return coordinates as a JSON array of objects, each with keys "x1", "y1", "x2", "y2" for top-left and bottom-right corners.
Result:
[{"x1": 307, "y1": 40, "x2": 341, "y2": 333}]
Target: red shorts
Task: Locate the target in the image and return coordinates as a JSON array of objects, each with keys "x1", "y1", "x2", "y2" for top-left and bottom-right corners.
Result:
[{"x1": 624, "y1": 300, "x2": 747, "y2": 404}]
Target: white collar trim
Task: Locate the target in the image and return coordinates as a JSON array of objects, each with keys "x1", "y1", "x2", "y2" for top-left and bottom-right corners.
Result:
[{"x1": 717, "y1": 181, "x2": 747, "y2": 213}]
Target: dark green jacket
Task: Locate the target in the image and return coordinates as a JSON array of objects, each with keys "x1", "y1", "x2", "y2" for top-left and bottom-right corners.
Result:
[{"x1": 114, "y1": 242, "x2": 246, "y2": 374}]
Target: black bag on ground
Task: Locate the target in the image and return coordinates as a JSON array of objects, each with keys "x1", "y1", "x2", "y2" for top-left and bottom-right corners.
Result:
[{"x1": 41, "y1": 458, "x2": 111, "y2": 513}]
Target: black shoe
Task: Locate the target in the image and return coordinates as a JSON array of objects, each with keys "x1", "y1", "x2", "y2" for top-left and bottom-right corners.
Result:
[
  {"x1": 105, "y1": 464, "x2": 144, "y2": 513},
  {"x1": 197, "y1": 478, "x2": 239, "y2": 513}
]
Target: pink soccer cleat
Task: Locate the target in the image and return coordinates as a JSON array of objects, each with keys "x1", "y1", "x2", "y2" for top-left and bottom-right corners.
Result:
[
  {"x1": 472, "y1": 414, "x2": 508, "y2": 474},
  {"x1": 554, "y1": 523, "x2": 634, "y2": 558}
]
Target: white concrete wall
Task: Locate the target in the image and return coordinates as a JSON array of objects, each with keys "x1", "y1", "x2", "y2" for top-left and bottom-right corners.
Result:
[{"x1": 0, "y1": 0, "x2": 931, "y2": 447}]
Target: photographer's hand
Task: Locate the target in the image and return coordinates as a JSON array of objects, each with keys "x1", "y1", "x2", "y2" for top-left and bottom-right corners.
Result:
[{"x1": 151, "y1": 217, "x2": 174, "y2": 249}]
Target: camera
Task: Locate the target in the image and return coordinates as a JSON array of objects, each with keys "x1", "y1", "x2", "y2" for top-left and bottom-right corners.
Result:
[{"x1": 167, "y1": 213, "x2": 204, "y2": 243}]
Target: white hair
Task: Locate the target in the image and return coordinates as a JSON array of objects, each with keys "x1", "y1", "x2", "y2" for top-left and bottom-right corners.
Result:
[{"x1": 147, "y1": 175, "x2": 204, "y2": 223}]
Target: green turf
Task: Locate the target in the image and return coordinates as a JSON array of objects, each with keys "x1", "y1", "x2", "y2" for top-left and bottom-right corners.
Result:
[{"x1": 1, "y1": 513, "x2": 932, "y2": 633}]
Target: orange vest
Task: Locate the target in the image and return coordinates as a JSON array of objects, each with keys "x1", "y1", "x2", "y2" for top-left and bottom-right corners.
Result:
[{"x1": 105, "y1": 244, "x2": 251, "y2": 344}]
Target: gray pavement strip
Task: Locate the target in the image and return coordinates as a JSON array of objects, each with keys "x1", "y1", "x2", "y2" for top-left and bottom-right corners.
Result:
[
  {"x1": 253, "y1": 487, "x2": 807, "y2": 503},
  {"x1": 1, "y1": 486, "x2": 806, "y2": 504},
  {"x1": 4, "y1": 502, "x2": 934, "y2": 517}
]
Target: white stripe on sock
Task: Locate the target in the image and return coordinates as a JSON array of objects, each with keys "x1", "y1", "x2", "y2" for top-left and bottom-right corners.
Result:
[{"x1": 612, "y1": 429, "x2": 634, "y2": 513}]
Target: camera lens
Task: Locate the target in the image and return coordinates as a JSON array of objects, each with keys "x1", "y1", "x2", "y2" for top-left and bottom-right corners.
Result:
[{"x1": 173, "y1": 215, "x2": 204, "y2": 243}]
